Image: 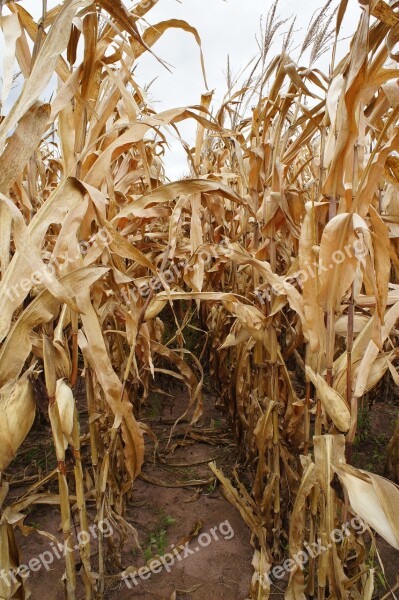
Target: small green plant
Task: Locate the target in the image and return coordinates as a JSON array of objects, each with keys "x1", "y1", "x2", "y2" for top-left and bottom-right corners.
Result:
[
  {"x1": 143, "y1": 512, "x2": 176, "y2": 560},
  {"x1": 163, "y1": 515, "x2": 176, "y2": 527},
  {"x1": 144, "y1": 529, "x2": 167, "y2": 561},
  {"x1": 355, "y1": 406, "x2": 372, "y2": 445},
  {"x1": 365, "y1": 549, "x2": 387, "y2": 597},
  {"x1": 205, "y1": 481, "x2": 217, "y2": 494}
]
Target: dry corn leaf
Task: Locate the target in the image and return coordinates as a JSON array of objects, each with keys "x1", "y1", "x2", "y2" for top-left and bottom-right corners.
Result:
[
  {"x1": 306, "y1": 366, "x2": 351, "y2": 432},
  {"x1": 335, "y1": 462, "x2": 399, "y2": 550},
  {"x1": 0, "y1": 0, "x2": 93, "y2": 153},
  {"x1": 0, "y1": 266, "x2": 108, "y2": 386}
]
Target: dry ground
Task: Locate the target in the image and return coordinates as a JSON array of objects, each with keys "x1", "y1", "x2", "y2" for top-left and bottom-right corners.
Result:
[{"x1": 5, "y1": 385, "x2": 399, "y2": 599}]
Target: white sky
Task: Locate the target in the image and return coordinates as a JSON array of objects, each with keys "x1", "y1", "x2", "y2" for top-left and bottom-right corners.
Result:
[{"x1": 0, "y1": 0, "x2": 361, "y2": 179}]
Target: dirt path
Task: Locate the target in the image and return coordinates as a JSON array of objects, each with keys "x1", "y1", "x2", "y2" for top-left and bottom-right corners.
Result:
[
  {"x1": 6, "y1": 388, "x2": 399, "y2": 599},
  {"x1": 7, "y1": 390, "x2": 254, "y2": 600},
  {"x1": 107, "y1": 391, "x2": 254, "y2": 600}
]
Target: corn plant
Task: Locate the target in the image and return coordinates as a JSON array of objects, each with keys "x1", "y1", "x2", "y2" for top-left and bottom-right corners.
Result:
[{"x1": 0, "y1": 0, "x2": 399, "y2": 598}]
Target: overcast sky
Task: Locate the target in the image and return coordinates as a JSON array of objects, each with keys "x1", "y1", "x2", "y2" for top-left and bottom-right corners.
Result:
[{"x1": 0, "y1": 0, "x2": 361, "y2": 178}]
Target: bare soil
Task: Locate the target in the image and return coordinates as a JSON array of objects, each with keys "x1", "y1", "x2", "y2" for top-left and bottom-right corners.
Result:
[
  {"x1": 4, "y1": 382, "x2": 399, "y2": 599},
  {"x1": 6, "y1": 389, "x2": 254, "y2": 600}
]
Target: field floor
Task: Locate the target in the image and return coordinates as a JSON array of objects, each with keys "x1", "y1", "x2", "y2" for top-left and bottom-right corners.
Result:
[
  {"x1": 5, "y1": 385, "x2": 399, "y2": 600},
  {"x1": 6, "y1": 389, "x2": 256, "y2": 599},
  {"x1": 351, "y1": 393, "x2": 399, "y2": 596}
]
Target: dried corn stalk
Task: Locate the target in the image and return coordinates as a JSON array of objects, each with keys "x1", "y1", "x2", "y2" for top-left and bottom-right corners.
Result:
[{"x1": 0, "y1": 0, "x2": 398, "y2": 598}]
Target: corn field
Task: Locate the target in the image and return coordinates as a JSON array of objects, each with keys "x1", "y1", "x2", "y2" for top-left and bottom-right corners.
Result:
[{"x1": 0, "y1": 0, "x2": 399, "y2": 598}]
